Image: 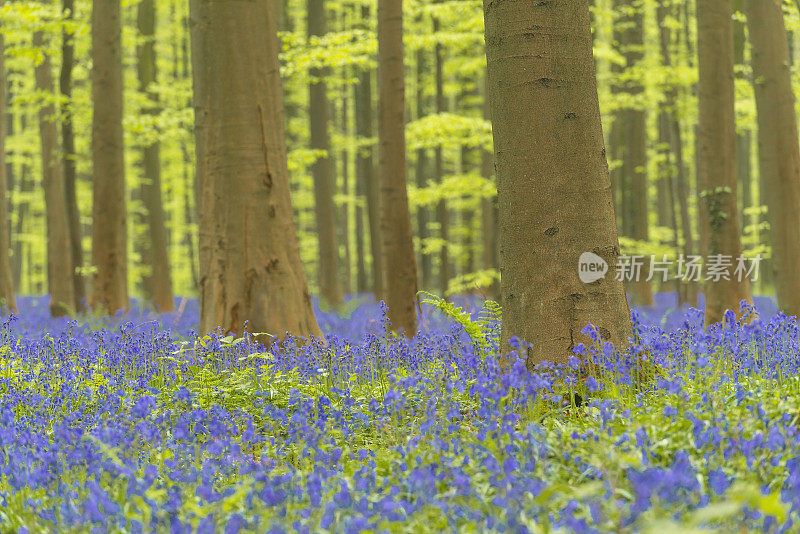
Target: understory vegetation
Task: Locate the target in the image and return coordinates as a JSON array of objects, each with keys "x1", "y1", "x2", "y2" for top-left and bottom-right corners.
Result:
[{"x1": 0, "y1": 294, "x2": 799, "y2": 533}]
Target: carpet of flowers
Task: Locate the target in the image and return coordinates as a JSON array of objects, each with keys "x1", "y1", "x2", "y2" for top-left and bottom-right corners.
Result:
[{"x1": 1, "y1": 293, "x2": 799, "y2": 533}]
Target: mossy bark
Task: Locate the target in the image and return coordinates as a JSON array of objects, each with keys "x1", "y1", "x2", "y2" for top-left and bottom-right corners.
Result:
[{"x1": 697, "y1": 0, "x2": 752, "y2": 325}]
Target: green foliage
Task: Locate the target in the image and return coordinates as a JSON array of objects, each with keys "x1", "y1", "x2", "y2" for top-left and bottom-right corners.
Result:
[{"x1": 418, "y1": 290, "x2": 500, "y2": 359}]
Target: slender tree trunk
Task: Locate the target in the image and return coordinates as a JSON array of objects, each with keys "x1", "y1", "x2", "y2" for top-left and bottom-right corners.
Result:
[
  {"x1": 60, "y1": 0, "x2": 85, "y2": 311},
  {"x1": 137, "y1": 0, "x2": 174, "y2": 312},
  {"x1": 657, "y1": 0, "x2": 698, "y2": 306},
  {"x1": 378, "y1": 0, "x2": 418, "y2": 336},
  {"x1": 697, "y1": 0, "x2": 752, "y2": 325},
  {"x1": 357, "y1": 7, "x2": 383, "y2": 299},
  {"x1": 415, "y1": 44, "x2": 431, "y2": 290},
  {"x1": 608, "y1": 0, "x2": 624, "y2": 232},
  {"x1": 91, "y1": 0, "x2": 129, "y2": 314},
  {"x1": 179, "y1": 12, "x2": 199, "y2": 290},
  {"x1": 733, "y1": 0, "x2": 752, "y2": 236},
  {"x1": 355, "y1": 124, "x2": 367, "y2": 294},
  {"x1": 190, "y1": 0, "x2": 321, "y2": 338},
  {"x1": 0, "y1": 19, "x2": 16, "y2": 312},
  {"x1": 339, "y1": 44, "x2": 353, "y2": 298},
  {"x1": 353, "y1": 16, "x2": 371, "y2": 296},
  {"x1": 433, "y1": 14, "x2": 450, "y2": 296},
  {"x1": 11, "y1": 145, "x2": 28, "y2": 292},
  {"x1": 481, "y1": 76, "x2": 498, "y2": 297},
  {"x1": 620, "y1": 0, "x2": 652, "y2": 306},
  {"x1": 746, "y1": 0, "x2": 800, "y2": 316},
  {"x1": 308, "y1": 0, "x2": 343, "y2": 306},
  {"x1": 484, "y1": 0, "x2": 632, "y2": 364},
  {"x1": 34, "y1": 31, "x2": 75, "y2": 317}
]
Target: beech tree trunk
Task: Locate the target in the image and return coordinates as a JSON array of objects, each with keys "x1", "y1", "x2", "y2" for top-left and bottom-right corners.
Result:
[
  {"x1": 378, "y1": 0, "x2": 418, "y2": 336},
  {"x1": 60, "y1": 0, "x2": 85, "y2": 312},
  {"x1": 697, "y1": 0, "x2": 751, "y2": 325},
  {"x1": 620, "y1": 0, "x2": 652, "y2": 306},
  {"x1": 434, "y1": 14, "x2": 450, "y2": 296},
  {"x1": 745, "y1": 0, "x2": 800, "y2": 316},
  {"x1": 308, "y1": 0, "x2": 343, "y2": 306},
  {"x1": 415, "y1": 44, "x2": 431, "y2": 290},
  {"x1": 733, "y1": 0, "x2": 752, "y2": 235},
  {"x1": 91, "y1": 0, "x2": 129, "y2": 314},
  {"x1": 0, "y1": 20, "x2": 15, "y2": 313},
  {"x1": 656, "y1": 0, "x2": 698, "y2": 306},
  {"x1": 481, "y1": 75, "x2": 498, "y2": 297},
  {"x1": 355, "y1": 8, "x2": 382, "y2": 300},
  {"x1": 34, "y1": 31, "x2": 74, "y2": 317},
  {"x1": 484, "y1": 0, "x2": 632, "y2": 364},
  {"x1": 190, "y1": 0, "x2": 321, "y2": 338},
  {"x1": 137, "y1": 0, "x2": 174, "y2": 312}
]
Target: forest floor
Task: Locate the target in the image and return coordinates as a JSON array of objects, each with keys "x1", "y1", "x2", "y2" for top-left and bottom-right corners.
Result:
[{"x1": 0, "y1": 293, "x2": 798, "y2": 532}]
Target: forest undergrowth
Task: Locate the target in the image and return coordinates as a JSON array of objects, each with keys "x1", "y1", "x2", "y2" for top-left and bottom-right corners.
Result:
[{"x1": 0, "y1": 293, "x2": 799, "y2": 533}]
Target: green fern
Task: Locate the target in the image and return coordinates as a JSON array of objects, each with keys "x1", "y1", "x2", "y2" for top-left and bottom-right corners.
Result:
[{"x1": 418, "y1": 291, "x2": 501, "y2": 359}]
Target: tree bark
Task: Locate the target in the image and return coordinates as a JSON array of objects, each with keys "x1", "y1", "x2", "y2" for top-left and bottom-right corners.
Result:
[
  {"x1": 619, "y1": 0, "x2": 652, "y2": 306},
  {"x1": 433, "y1": 14, "x2": 450, "y2": 296},
  {"x1": 137, "y1": 0, "x2": 174, "y2": 312},
  {"x1": 60, "y1": 0, "x2": 85, "y2": 312},
  {"x1": 481, "y1": 76, "x2": 498, "y2": 297},
  {"x1": 355, "y1": 7, "x2": 382, "y2": 300},
  {"x1": 656, "y1": 0, "x2": 698, "y2": 306},
  {"x1": 745, "y1": 0, "x2": 800, "y2": 316},
  {"x1": 378, "y1": 0, "x2": 418, "y2": 336},
  {"x1": 34, "y1": 31, "x2": 75, "y2": 317},
  {"x1": 733, "y1": 0, "x2": 752, "y2": 235},
  {"x1": 190, "y1": 0, "x2": 321, "y2": 338},
  {"x1": 91, "y1": 0, "x2": 129, "y2": 314},
  {"x1": 0, "y1": 18, "x2": 16, "y2": 313},
  {"x1": 697, "y1": 0, "x2": 752, "y2": 325},
  {"x1": 484, "y1": 0, "x2": 632, "y2": 364},
  {"x1": 308, "y1": 0, "x2": 343, "y2": 307},
  {"x1": 415, "y1": 44, "x2": 431, "y2": 290}
]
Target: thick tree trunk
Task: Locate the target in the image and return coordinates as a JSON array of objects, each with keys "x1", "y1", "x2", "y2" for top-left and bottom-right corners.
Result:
[
  {"x1": 355, "y1": 6, "x2": 382, "y2": 299},
  {"x1": 91, "y1": 0, "x2": 129, "y2": 314},
  {"x1": 34, "y1": 31, "x2": 75, "y2": 317},
  {"x1": 60, "y1": 0, "x2": 85, "y2": 312},
  {"x1": 190, "y1": 0, "x2": 321, "y2": 338},
  {"x1": 137, "y1": 0, "x2": 174, "y2": 312},
  {"x1": 746, "y1": 0, "x2": 800, "y2": 316},
  {"x1": 697, "y1": 0, "x2": 752, "y2": 325},
  {"x1": 378, "y1": 0, "x2": 418, "y2": 336},
  {"x1": 0, "y1": 20, "x2": 16, "y2": 312},
  {"x1": 308, "y1": 0, "x2": 343, "y2": 307},
  {"x1": 434, "y1": 15, "x2": 450, "y2": 296},
  {"x1": 484, "y1": 0, "x2": 632, "y2": 364}
]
